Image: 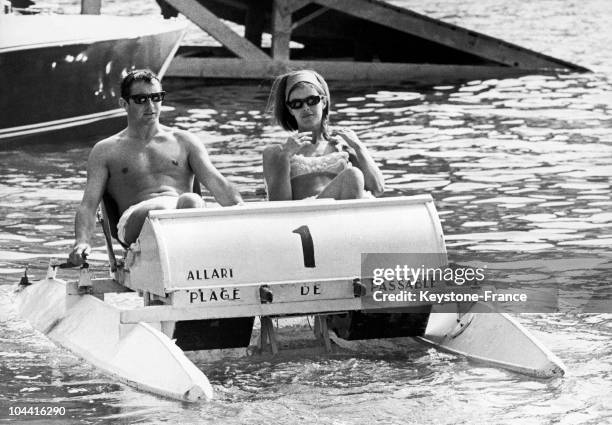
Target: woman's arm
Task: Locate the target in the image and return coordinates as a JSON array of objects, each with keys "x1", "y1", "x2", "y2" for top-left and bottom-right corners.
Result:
[
  {"x1": 263, "y1": 134, "x2": 312, "y2": 201},
  {"x1": 335, "y1": 129, "x2": 385, "y2": 196},
  {"x1": 263, "y1": 144, "x2": 293, "y2": 201}
]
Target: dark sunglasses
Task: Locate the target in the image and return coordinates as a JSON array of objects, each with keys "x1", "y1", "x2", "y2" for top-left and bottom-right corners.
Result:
[
  {"x1": 286, "y1": 95, "x2": 323, "y2": 110},
  {"x1": 127, "y1": 91, "x2": 166, "y2": 104}
]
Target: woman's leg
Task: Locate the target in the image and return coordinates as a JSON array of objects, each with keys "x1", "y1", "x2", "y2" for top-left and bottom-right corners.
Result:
[{"x1": 317, "y1": 167, "x2": 365, "y2": 200}]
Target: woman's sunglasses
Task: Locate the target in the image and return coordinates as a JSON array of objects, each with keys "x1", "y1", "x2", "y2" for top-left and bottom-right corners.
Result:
[
  {"x1": 128, "y1": 91, "x2": 166, "y2": 104},
  {"x1": 286, "y1": 95, "x2": 323, "y2": 110}
]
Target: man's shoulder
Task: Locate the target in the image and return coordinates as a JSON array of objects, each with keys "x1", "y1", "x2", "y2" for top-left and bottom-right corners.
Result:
[
  {"x1": 162, "y1": 126, "x2": 203, "y2": 150},
  {"x1": 89, "y1": 132, "x2": 125, "y2": 161},
  {"x1": 162, "y1": 126, "x2": 197, "y2": 142},
  {"x1": 93, "y1": 132, "x2": 123, "y2": 150}
]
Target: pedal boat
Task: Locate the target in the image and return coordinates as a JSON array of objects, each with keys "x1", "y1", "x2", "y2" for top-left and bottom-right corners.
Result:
[{"x1": 14, "y1": 195, "x2": 565, "y2": 402}]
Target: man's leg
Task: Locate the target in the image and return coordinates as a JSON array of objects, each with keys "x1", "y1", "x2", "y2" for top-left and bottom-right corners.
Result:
[
  {"x1": 176, "y1": 193, "x2": 205, "y2": 209},
  {"x1": 121, "y1": 198, "x2": 177, "y2": 245},
  {"x1": 121, "y1": 195, "x2": 204, "y2": 245}
]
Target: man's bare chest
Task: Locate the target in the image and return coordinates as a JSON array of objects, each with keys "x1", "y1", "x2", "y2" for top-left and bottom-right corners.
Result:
[{"x1": 108, "y1": 143, "x2": 189, "y2": 180}]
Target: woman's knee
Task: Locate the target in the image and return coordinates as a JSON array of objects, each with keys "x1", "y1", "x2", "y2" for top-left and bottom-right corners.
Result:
[
  {"x1": 177, "y1": 193, "x2": 204, "y2": 209},
  {"x1": 342, "y1": 167, "x2": 364, "y2": 189},
  {"x1": 334, "y1": 167, "x2": 364, "y2": 199}
]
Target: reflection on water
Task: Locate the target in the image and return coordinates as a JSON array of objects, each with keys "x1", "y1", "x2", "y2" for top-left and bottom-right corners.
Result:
[
  {"x1": 2, "y1": 74, "x2": 610, "y2": 276},
  {"x1": 1, "y1": 0, "x2": 611, "y2": 423}
]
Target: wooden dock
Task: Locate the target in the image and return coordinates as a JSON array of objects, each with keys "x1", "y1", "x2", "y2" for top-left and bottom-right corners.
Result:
[{"x1": 157, "y1": 0, "x2": 588, "y2": 82}]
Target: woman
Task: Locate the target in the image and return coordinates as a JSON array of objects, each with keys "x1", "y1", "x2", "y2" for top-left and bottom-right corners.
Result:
[{"x1": 263, "y1": 70, "x2": 385, "y2": 201}]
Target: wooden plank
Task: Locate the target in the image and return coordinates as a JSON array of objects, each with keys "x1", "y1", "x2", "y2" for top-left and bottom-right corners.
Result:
[
  {"x1": 167, "y1": 57, "x2": 546, "y2": 81},
  {"x1": 311, "y1": 0, "x2": 585, "y2": 70},
  {"x1": 165, "y1": 0, "x2": 269, "y2": 60},
  {"x1": 209, "y1": 0, "x2": 248, "y2": 11},
  {"x1": 272, "y1": 0, "x2": 292, "y2": 60},
  {"x1": 287, "y1": 0, "x2": 312, "y2": 13},
  {"x1": 291, "y1": 6, "x2": 329, "y2": 31}
]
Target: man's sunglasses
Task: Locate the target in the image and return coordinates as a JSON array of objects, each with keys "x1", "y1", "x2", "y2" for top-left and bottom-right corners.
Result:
[
  {"x1": 127, "y1": 91, "x2": 166, "y2": 104},
  {"x1": 286, "y1": 95, "x2": 323, "y2": 110}
]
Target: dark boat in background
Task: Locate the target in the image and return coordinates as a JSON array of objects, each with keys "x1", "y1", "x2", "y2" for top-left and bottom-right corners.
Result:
[{"x1": 0, "y1": 14, "x2": 186, "y2": 143}]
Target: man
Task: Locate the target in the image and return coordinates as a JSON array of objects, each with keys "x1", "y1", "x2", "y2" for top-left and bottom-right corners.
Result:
[{"x1": 68, "y1": 69, "x2": 242, "y2": 265}]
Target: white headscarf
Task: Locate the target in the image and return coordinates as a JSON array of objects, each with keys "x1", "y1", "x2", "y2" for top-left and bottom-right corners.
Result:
[{"x1": 284, "y1": 70, "x2": 326, "y2": 100}]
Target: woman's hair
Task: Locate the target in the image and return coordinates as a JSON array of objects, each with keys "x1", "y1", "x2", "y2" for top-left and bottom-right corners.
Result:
[{"x1": 268, "y1": 70, "x2": 331, "y2": 139}]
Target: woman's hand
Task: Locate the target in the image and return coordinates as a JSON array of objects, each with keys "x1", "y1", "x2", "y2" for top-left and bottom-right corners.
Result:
[
  {"x1": 334, "y1": 128, "x2": 363, "y2": 151},
  {"x1": 283, "y1": 132, "x2": 313, "y2": 157},
  {"x1": 263, "y1": 132, "x2": 310, "y2": 201},
  {"x1": 333, "y1": 128, "x2": 385, "y2": 196}
]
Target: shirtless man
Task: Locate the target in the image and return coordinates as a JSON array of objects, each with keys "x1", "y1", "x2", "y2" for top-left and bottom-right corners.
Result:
[{"x1": 68, "y1": 69, "x2": 242, "y2": 265}]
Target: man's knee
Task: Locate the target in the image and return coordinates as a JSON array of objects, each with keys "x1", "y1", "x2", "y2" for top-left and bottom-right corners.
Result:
[
  {"x1": 122, "y1": 208, "x2": 151, "y2": 244},
  {"x1": 122, "y1": 199, "x2": 177, "y2": 244},
  {"x1": 177, "y1": 193, "x2": 204, "y2": 209}
]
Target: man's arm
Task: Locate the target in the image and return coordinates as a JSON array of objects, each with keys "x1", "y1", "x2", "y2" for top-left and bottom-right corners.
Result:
[
  {"x1": 68, "y1": 143, "x2": 109, "y2": 265},
  {"x1": 184, "y1": 131, "x2": 243, "y2": 206}
]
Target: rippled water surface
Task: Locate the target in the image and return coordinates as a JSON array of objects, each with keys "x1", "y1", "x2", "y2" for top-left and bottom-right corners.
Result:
[{"x1": 1, "y1": 0, "x2": 611, "y2": 424}]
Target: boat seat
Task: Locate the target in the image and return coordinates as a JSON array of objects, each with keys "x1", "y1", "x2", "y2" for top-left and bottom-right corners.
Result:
[
  {"x1": 101, "y1": 191, "x2": 127, "y2": 249},
  {"x1": 99, "y1": 180, "x2": 204, "y2": 277}
]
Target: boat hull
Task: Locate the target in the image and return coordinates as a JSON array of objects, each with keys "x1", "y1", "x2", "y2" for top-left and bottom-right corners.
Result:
[
  {"x1": 0, "y1": 15, "x2": 185, "y2": 143},
  {"x1": 416, "y1": 303, "x2": 566, "y2": 378},
  {"x1": 14, "y1": 278, "x2": 213, "y2": 401},
  {"x1": 14, "y1": 277, "x2": 565, "y2": 402}
]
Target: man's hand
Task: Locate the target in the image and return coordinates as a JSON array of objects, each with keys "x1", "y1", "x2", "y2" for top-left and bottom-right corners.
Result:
[{"x1": 68, "y1": 243, "x2": 91, "y2": 266}]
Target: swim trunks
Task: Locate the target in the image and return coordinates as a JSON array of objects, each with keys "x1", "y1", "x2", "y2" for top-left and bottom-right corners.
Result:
[{"x1": 116, "y1": 196, "x2": 178, "y2": 244}]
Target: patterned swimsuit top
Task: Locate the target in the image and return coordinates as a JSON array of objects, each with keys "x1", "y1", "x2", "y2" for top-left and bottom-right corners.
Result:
[{"x1": 289, "y1": 150, "x2": 350, "y2": 180}]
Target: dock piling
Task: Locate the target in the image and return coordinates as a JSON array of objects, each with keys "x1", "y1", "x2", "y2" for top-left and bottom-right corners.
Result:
[{"x1": 163, "y1": 0, "x2": 588, "y2": 81}]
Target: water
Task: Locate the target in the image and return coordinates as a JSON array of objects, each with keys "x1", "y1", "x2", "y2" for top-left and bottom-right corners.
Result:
[{"x1": 1, "y1": 0, "x2": 612, "y2": 424}]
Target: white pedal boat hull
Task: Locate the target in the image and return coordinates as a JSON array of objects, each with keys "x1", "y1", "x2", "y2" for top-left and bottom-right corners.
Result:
[
  {"x1": 417, "y1": 303, "x2": 565, "y2": 378},
  {"x1": 14, "y1": 277, "x2": 212, "y2": 402},
  {"x1": 15, "y1": 277, "x2": 565, "y2": 404}
]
